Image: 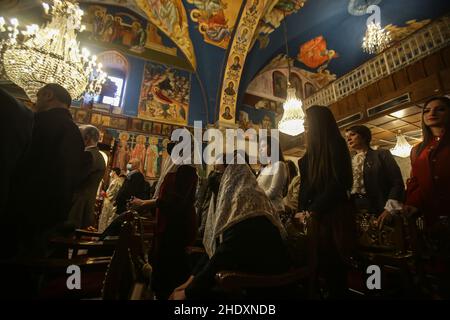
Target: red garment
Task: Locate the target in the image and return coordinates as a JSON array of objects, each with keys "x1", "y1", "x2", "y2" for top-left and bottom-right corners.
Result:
[
  {"x1": 154, "y1": 165, "x2": 198, "y2": 253},
  {"x1": 406, "y1": 132, "x2": 450, "y2": 224}
]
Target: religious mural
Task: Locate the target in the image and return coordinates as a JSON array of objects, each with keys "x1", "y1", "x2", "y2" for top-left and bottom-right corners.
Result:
[
  {"x1": 111, "y1": 130, "x2": 170, "y2": 179},
  {"x1": 218, "y1": 0, "x2": 266, "y2": 125},
  {"x1": 135, "y1": 0, "x2": 197, "y2": 69},
  {"x1": 238, "y1": 106, "x2": 276, "y2": 132},
  {"x1": 138, "y1": 61, "x2": 191, "y2": 126},
  {"x1": 385, "y1": 19, "x2": 432, "y2": 43},
  {"x1": 81, "y1": 4, "x2": 177, "y2": 58},
  {"x1": 187, "y1": 0, "x2": 243, "y2": 49},
  {"x1": 254, "y1": 0, "x2": 307, "y2": 49}
]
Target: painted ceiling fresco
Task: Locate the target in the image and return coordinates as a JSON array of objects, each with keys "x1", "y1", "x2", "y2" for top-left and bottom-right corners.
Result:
[
  {"x1": 2, "y1": 0, "x2": 450, "y2": 127},
  {"x1": 240, "y1": 0, "x2": 450, "y2": 106}
]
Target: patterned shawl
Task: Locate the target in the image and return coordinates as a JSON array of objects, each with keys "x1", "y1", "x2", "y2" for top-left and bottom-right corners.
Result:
[{"x1": 203, "y1": 163, "x2": 286, "y2": 258}]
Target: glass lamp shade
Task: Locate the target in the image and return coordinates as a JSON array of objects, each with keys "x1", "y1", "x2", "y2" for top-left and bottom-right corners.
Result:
[
  {"x1": 278, "y1": 87, "x2": 305, "y2": 136},
  {"x1": 390, "y1": 134, "x2": 412, "y2": 158}
]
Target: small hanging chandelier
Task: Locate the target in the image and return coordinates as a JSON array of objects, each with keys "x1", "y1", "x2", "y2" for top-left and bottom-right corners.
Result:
[
  {"x1": 278, "y1": 15, "x2": 305, "y2": 136},
  {"x1": 390, "y1": 131, "x2": 412, "y2": 158},
  {"x1": 0, "y1": 0, "x2": 107, "y2": 102},
  {"x1": 362, "y1": 21, "x2": 391, "y2": 54}
]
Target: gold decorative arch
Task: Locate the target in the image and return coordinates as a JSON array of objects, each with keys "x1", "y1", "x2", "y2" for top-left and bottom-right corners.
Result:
[
  {"x1": 218, "y1": 0, "x2": 268, "y2": 126},
  {"x1": 135, "y1": 0, "x2": 197, "y2": 69}
]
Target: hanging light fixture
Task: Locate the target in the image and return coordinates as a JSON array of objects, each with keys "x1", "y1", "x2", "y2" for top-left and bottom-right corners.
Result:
[
  {"x1": 390, "y1": 131, "x2": 412, "y2": 158},
  {"x1": 362, "y1": 21, "x2": 391, "y2": 54},
  {"x1": 278, "y1": 13, "x2": 305, "y2": 136},
  {"x1": 0, "y1": 0, "x2": 107, "y2": 102}
]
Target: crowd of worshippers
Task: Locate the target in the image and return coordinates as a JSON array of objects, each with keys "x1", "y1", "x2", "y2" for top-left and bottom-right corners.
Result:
[{"x1": 1, "y1": 82, "x2": 450, "y2": 299}]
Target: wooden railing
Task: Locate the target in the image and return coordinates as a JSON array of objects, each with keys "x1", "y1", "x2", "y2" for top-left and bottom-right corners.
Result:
[{"x1": 304, "y1": 15, "x2": 450, "y2": 108}]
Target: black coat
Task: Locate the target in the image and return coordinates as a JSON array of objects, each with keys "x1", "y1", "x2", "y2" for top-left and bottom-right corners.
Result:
[
  {"x1": 185, "y1": 216, "x2": 290, "y2": 299},
  {"x1": 115, "y1": 171, "x2": 149, "y2": 214},
  {"x1": 0, "y1": 89, "x2": 33, "y2": 216},
  {"x1": 298, "y1": 146, "x2": 353, "y2": 215},
  {"x1": 16, "y1": 108, "x2": 89, "y2": 257},
  {"x1": 361, "y1": 149, "x2": 405, "y2": 214}
]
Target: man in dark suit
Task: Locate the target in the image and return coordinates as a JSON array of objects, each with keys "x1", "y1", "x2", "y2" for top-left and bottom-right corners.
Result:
[
  {"x1": 115, "y1": 158, "x2": 149, "y2": 214},
  {"x1": 0, "y1": 88, "x2": 33, "y2": 258},
  {"x1": 68, "y1": 125, "x2": 106, "y2": 229},
  {"x1": 17, "y1": 83, "x2": 90, "y2": 258},
  {"x1": 346, "y1": 125, "x2": 405, "y2": 226}
]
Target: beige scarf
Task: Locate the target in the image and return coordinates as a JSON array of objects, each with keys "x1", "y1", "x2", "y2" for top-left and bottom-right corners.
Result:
[{"x1": 203, "y1": 163, "x2": 286, "y2": 258}]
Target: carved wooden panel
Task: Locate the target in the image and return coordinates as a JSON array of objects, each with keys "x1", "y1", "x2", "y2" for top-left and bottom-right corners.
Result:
[
  {"x1": 392, "y1": 68, "x2": 410, "y2": 90},
  {"x1": 378, "y1": 76, "x2": 396, "y2": 96},
  {"x1": 407, "y1": 60, "x2": 427, "y2": 83},
  {"x1": 423, "y1": 52, "x2": 445, "y2": 77}
]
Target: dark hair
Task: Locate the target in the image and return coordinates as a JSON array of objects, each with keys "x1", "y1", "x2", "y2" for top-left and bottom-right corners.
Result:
[
  {"x1": 42, "y1": 83, "x2": 72, "y2": 107},
  {"x1": 111, "y1": 167, "x2": 121, "y2": 176},
  {"x1": 305, "y1": 105, "x2": 352, "y2": 191},
  {"x1": 417, "y1": 96, "x2": 450, "y2": 155},
  {"x1": 286, "y1": 160, "x2": 298, "y2": 180},
  {"x1": 346, "y1": 125, "x2": 372, "y2": 147}
]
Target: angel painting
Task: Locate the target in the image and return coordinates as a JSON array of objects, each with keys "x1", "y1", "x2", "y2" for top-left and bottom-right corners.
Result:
[{"x1": 297, "y1": 36, "x2": 339, "y2": 72}]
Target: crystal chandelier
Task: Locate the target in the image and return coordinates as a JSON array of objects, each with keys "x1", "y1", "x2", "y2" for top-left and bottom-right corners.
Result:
[
  {"x1": 278, "y1": 16, "x2": 305, "y2": 136},
  {"x1": 0, "y1": 0, "x2": 106, "y2": 102},
  {"x1": 279, "y1": 86, "x2": 305, "y2": 136},
  {"x1": 390, "y1": 132, "x2": 412, "y2": 158},
  {"x1": 362, "y1": 21, "x2": 391, "y2": 54}
]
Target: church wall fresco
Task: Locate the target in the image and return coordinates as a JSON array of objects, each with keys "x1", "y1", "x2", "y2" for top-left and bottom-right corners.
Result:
[
  {"x1": 187, "y1": 0, "x2": 244, "y2": 49},
  {"x1": 135, "y1": 0, "x2": 197, "y2": 69},
  {"x1": 80, "y1": 3, "x2": 181, "y2": 61},
  {"x1": 137, "y1": 61, "x2": 191, "y2": 126}
]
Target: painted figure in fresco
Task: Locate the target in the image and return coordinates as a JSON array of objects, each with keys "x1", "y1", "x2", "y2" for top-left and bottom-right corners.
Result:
[
  {"x1": 101, "y1": 14, "x2": 115, "y2": 42},
  {"x1": 221, "y1": 107, "x2": 233, "y2": 120},
  {"x1": 131, "y1": 134, "x2": 147, "y2": 172},
  {"x1": 191, "y1": 0, "x2": 230, "y2": 43},
  {"x1": 145, "y1": 136, "x2": 159, "y2": 178},
  {"x1": 130, "y1": 21, "x2": 147, "y2": 52},
  {"x1": 273, "y1": 71, "x2": 287, "y2": 99},
  {"x1": 92, "y1": 9, "x2": 106, "y2": 40},
  {"x1": 111, "y1": 16, "x2": 124, "y2": 44},
  {"x1": 224, "y1": 81, "x2": 236, "y2": 96},
  {"x1": 297, "y1": 36, "x2": 339, "y2": 72},
  {"x1": 230, "y1": 56, "x2": 242, "y2": 71},
  {"x1": 159, "y1": 0, "x2": 182, "y2": 34},
  {"x1": 113, "y1": 132, "x2": 130, "y2": 172},
  {"x1": 261, "y1": 115, "x2": 272, "y2": 130}
]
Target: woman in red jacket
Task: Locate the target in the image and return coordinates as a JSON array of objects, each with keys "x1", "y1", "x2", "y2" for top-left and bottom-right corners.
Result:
[
  {"x1": 405, "y1": 96, "x2": 450, "y2": 298},
  {"x1": 405, "y1": 96, "x2": 450, "y2": 224}
]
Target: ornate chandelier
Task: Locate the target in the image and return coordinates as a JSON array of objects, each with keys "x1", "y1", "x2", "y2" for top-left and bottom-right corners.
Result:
[
  {"x1": 278, "y1": 16, "x2": 305, "y2": 136},
  {"x1": 390, "y1": 132, "x2": 412, "y2": 158},
  {"x1": 0, "y1": 0, "x2": 106, "y2": 102},
  {"x1": 278, "y1": 86, "x2": 305, "y2": 136},
  {"x1": 362, "y1": 21, "x2": 391, "y2": 54}
]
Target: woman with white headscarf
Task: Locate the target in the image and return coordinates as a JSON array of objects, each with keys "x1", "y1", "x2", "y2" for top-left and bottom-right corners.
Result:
[
  {"x1": 131, "y1": 136, "x2": 201, "y2": 300},
  {"x1": 170, "y1": 162, "x2": 290, "y2": 300}
]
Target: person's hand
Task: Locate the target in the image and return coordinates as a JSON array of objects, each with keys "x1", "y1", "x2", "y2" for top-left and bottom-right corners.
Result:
[
  {"x1": 294, "y1": 211, "x2": 310, "y2": 224},
  {"x1": 402, "y1": 205, "x2": 418, "y2": 217},
  {"x1": 100, "y1": 190, "x2": 107, "y2": 198},
  {"x1": 86, "y1": 226, "x2": 97, "y2": 232},
  {"x1": 376, "y1": 210, "x2": 391, "y2": 229},
  {"x1": 169, "y1": 288, "x2": 186, "y2": 300},
  {"x1": 130, "y1": 197, "x2": 145, "y2": 208}
]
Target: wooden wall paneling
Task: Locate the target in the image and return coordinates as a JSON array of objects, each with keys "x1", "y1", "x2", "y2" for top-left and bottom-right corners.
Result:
[
  {"x1": 366, "y1": 82, "x2": 380, "y2": 101},
  {"x1": 407, "y1": 60, "x2": 427, "y2": 83},
  {"x1": 410, "y1": 74, "x2": 441, "y2": 102},
  {"x1": 441, "y1": 46, "x2": 450, "y2": 68},
  {"x1": 356, "y1": 89, "x2": 368, "y2": 108},
  {"x1": 378, "y1": 76, "x2": 396, "y2": 96},
  {"x1": 346, "y1": 94, "x2": 359, "y2": 115},
  {"x1": 440, "y1": 68, "x2": 450, "y2": 92},
  {"x1": 423, "y1": 52, "x2": 445, "y2": 77},
  {"x1": 392, "y1": 68, "x2": 410, "y2": 90},
  {"x1": 329, "y1": 102, "x2": 340, "y2": 119}
]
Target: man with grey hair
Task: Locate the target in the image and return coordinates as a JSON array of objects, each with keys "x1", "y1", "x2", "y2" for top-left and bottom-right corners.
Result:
[{"x1": 68, "y1": 125, "x2": 106, "y2": 229}]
